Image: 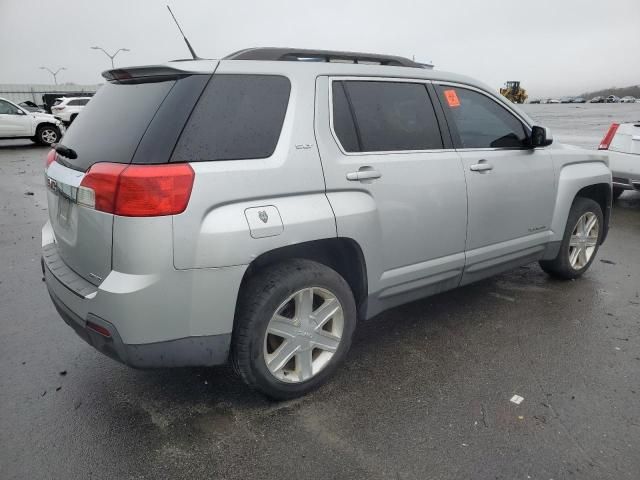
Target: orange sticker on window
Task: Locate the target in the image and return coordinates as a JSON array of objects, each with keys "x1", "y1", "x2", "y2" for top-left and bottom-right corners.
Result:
[{"x1": 444, "y1": 89, "x2": 460, "y2": 108}]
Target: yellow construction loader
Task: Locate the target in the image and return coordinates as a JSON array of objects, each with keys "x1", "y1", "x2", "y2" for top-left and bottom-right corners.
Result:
[{"x1": 500, "y1": 81, "x2": 528, "y2": 104}]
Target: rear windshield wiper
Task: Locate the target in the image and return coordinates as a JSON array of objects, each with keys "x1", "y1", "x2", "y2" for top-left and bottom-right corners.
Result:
[{"x1": 55, "y1": 144, "x2": 78, "y2": 160}]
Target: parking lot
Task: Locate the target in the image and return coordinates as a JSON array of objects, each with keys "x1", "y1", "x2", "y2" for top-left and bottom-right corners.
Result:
[{"x1": 1, "y1": 104, "x2": 639, "y2": 479}]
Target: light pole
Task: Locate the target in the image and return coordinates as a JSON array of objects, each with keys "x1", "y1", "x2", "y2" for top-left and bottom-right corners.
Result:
[
  {"x1": 90, "y1": 46, "x2": 130, "y2": 69},
  {"x1": 39, "y1": 66, "x2": 66, "y2": 85}
]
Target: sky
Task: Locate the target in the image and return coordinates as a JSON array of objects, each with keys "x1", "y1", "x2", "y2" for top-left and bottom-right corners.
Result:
[{"x1": 1, "y1": 0, "x2": 638, "y2": 98}]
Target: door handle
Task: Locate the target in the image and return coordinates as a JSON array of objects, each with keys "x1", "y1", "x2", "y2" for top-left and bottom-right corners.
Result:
[
  {"x1": 469, "y1": 160, "x2": 493, "y2": 172},
  {"x1": 346, "y1": 167, "x2": 382, "y2": 182}
]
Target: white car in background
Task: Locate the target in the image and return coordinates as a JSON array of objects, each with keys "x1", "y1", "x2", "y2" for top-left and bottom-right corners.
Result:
[
  {"x1": 599, "y1": 122, "x2": 640, "y2": 198},
  {"x1": 0, "y1": 97, "x2": 64, "y2": 145},
  {"x1": 51, "y1": 97, "x2": 92, "y2": 124},
  {"x1": 620, "y1": 96, "x2": 636, "y2": 103}
]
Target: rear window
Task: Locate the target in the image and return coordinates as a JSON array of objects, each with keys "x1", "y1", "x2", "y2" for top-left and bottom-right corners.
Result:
[
  {"x1": 59, "y1": 81, "x2": 176, "y2": 171},
  {"x1": 172, "y1": 74, "x2": 291, "y2": 162}
]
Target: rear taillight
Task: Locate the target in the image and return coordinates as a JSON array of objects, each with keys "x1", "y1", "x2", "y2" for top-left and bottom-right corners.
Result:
[
  {"x1": 79, "y1": 163, "x2": 195, "y2": 217},
  {"x1": 599, "y1": 123, "x2": 619, "y2": 150},
  {"x1": 46, "y1": 149, "x2": 57, "y2": 168}
]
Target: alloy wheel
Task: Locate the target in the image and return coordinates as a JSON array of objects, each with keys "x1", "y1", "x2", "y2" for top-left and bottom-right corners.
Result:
[
  {"x1": 568, "y1": 212, "x2": 599, "y2": 270},
  {"x1": 263, "y1": 287, "x2": 344, "y2": 383},
  {"x1": 41, "y1": 129, "x2": 58, "y2": 144}
]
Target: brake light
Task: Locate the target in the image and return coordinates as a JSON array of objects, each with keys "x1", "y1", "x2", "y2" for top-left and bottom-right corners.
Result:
[
  {"x1": 46, "y1": 149, "x2": 57, "y2": 168},
  {"x1": 599, "y1": 123, "x2": 619, "y2": 150},
  {"x1": 78, "y1": 163, "x2": 194, "y2": 216}
]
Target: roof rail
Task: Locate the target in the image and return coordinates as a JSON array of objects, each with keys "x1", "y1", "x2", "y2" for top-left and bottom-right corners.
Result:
[{"x1": 224, "y1": 47, "x2": 432, "y2": 69}]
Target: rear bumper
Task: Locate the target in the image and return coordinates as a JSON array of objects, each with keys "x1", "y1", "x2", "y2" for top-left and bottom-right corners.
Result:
[
  {"x1": 47, "y1": 281, "x2": 231, "y2": 368},
  {"x1": 42, "y1": 220, "x2": 246, "y2": 368}
]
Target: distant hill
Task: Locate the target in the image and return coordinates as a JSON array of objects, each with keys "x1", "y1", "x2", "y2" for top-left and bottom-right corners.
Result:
[{"x1": 580, "y1": 85, "x2": 640, "y2": 99}]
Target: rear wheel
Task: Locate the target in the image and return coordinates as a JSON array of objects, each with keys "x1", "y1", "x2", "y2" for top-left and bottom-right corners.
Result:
[
  {"x1": 539, "y1": 197, "x2": 603, "y2": 279},
  {"x1": 232, "y1": 259, "x2": 356, "y2": 399},
  {"x1": 612, "y1": 187, "x2": 624, "y2": 200},
  {"x1": 34, "y1": 125, "x2": 60, "y2": 146}
]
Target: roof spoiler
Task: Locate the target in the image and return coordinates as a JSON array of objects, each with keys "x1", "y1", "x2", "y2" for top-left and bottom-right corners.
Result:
[{"x1": 102, "y1": 65, "x2": 194, "y2": 83}]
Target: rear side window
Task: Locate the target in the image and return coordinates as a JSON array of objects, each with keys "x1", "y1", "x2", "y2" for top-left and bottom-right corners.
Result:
[
  {"x1": 331, "y1": 82, "x2": 360, "y2": 152},
  {"x1": 332, "y1": 80, "x2": 443, "y2": 152},
  {"x1": 68, "y1": 99, "x2": 89, "y2": 106},
  {"x1": 172, "y1": 75, "x2": 291, "y2": 162},
  {"x1": 437, "y1": 86, "x2": 527, "y2": 148}
]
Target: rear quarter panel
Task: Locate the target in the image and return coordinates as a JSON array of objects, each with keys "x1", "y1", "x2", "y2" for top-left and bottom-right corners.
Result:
[{"x1": 172, "y1": 62, "x2": 336, "y2": 269}]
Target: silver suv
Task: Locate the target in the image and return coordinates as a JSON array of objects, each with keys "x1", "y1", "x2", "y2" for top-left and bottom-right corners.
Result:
[{"x1": 42, "y1": 48, "x2": 612, "y2": 399}]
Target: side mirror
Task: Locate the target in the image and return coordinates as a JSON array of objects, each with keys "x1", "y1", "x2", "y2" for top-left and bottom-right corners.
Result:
[{"x1": 530, "y1": 125, "x2": 553, "y2": 148}]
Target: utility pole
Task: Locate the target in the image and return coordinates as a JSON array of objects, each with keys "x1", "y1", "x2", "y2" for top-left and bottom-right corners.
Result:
[
  {"x1": 90, "y1": 46, "x2": 130, "y2": 69},
  {"x1": 39, "y1": 66, "x2": 66, "y2": 85}
]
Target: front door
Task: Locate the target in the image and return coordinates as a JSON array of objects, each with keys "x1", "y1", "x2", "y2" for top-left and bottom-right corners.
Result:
[
  {"x1": 434, "y1": 84, "x2": 556, "y2": 284},
  {"x1": 315, "y1": 77, "x2": 468, "y2": 316},
  {"x1": 0, "y1": 100, "x2": 32, "y2": 136}
]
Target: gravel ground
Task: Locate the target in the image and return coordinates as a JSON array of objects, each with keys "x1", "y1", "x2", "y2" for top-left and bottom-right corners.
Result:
[{"x1": 1, "y1": 104, "x2": 639, "y2": 479}]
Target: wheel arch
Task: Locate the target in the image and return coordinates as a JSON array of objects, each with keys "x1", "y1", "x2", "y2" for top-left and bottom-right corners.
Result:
[
  {"x1": 550, "y1": 162, "x2": 611, "y2": 245},
  {"x1": 575, "y1": 183, "x2": 611, "y2": 243},
  {"x1": 236, "y1": 237, "x2": 369, "y2": 321},
  {"x1": 37, "y1": 121, "x2": 59, "y2": 130}
]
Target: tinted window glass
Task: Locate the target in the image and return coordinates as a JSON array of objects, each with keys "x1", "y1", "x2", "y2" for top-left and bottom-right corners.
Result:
[
  {"x1": 438, "y1": 86, "x2": 527, "y2": 148},
  {"x1": 59, "y1": 80, "x2": 176, "y2": 171},
  {"x1": 331, "y1": 82, "x2": 360, "y2": 152},
  {"x1": 0, "y1": 100, "x2": 20, "y2": 115},
  {"x1": 173, "y1": 75, "x2": 291, "y2": 162},
  {"x1": 68, "y1": 99, "x2": 89, "y2": 106},
  {"x1": 340, "y1": 81, "x2": 442, "y2": 152}
]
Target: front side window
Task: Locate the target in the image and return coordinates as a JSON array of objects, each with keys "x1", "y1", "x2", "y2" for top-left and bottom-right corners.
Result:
[
  {"x1": 0, "y1": 100, "x2": 21, "y2": 115},
  {"x1": 172, "y1": 74, "x2": 291, "y2": 162},
  {"x1": 332, "y1": 80, "x2": 443, "y2": 152},
  {"x1": 437, "y1": 86, "x2": 527, "y2": 148}
]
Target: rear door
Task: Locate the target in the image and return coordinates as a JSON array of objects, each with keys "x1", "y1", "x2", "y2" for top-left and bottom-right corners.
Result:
[
  {"x1": 315, "y1": 77, "x2": 468, "y2": 314},
  {"x1": 434, "y1": 84, "x2": 555, "y2": 283}
]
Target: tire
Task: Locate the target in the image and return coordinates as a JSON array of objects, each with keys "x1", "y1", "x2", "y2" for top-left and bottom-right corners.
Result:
[
  {"x1": 539, "y1": 197, "x2": 603, "y2": 279},
  {"x1": 232, "y1": 259, "x2": 357, "y2": 400},
  {"x1": 35, "y1": 125, "x2": 60, "y2": 146},
  {"x1": 612, "y1": 187, "x2": 624, "y2": 200}
]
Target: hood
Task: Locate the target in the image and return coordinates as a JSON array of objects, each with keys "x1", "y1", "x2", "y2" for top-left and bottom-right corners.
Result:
[{"x1": 31, "y1": 112, "x2": 59, "y2": 122}]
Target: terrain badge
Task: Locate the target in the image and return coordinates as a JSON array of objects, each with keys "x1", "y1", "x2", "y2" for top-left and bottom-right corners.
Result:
[{"x1": 258, "y1": 210, "x2": 269, "y2": 223}]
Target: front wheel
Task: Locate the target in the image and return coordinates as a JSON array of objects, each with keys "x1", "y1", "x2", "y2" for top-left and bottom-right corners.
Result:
[
  {"x1": 34, "y1": 125, "x2": 60, "y2": 146},
  {"x1": 232, "y1": 259, "x2": 357, "y2": 399},
  {"x1": 539, "y1": 197, "x2": 603, "y2": 279}
]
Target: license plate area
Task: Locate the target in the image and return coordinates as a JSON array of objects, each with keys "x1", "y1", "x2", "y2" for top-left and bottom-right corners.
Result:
[{"x1": 57, "y1": 196, "x2": 72, "y2": 225}]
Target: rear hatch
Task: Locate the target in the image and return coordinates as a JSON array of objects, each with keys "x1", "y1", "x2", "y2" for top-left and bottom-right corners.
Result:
[{"x1": 45, "y1": 65, "x2": 213, "y2": 285}]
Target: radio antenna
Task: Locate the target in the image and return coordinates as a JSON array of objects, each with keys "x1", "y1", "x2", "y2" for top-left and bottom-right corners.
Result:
[{"x1": 167, "y1": 5, "x2": 201, "y2": 60}]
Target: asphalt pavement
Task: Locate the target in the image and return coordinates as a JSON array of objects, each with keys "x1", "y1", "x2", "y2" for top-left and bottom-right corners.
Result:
[{"x1": 1, "y1": 104, "x2": 639, "y2": 479}]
